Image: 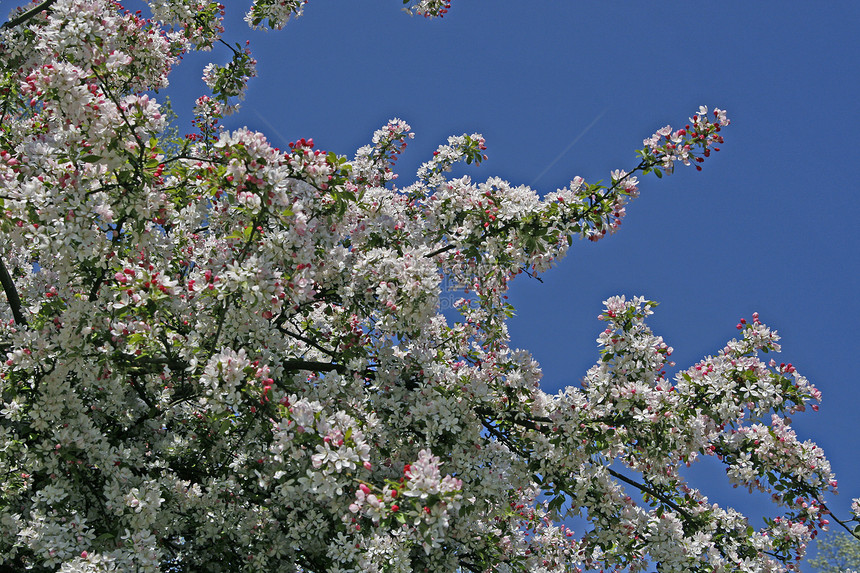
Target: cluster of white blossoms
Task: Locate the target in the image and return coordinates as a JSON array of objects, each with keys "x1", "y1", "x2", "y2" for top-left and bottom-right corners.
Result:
[
  {"x1": 0, "y1": 1, "x2": 852, "y2": 572},
  {"x1": 401, "y1": 0, "x2": 452, "y2": 18},
  {"x1": 245, "y1": 0, "x2": 308, "y2": 30}
]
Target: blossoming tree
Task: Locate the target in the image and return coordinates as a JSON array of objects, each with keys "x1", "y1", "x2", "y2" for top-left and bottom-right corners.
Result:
[
  {"x1": 808, "y1": 529, "x2": 860, "y2": 573},
  {"x1": 1, "y1": 1, "x2": 858, "y2": 572}
]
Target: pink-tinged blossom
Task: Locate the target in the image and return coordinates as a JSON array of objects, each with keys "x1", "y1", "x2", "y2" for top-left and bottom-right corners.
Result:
[{"x1": 402, "y1": 0, "x2": 452, "y2": 18}]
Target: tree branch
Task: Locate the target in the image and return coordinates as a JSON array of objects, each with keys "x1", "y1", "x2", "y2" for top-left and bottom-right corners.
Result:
[
  {"x1": 422, "y1": 157, "x2": 654, "y2": 261},
  {"x1": 275, "y1": 321, "x2": 338, "y2": 358},
  {"x1": 818, "y1": 500, "x2": 860, "y2": 541},
  {"x1": 475, "y1": 404, "x2": 700, "y2": 529},
  {"x1": 1, "y1": 0, "x2": 57, "y2": 30},
  {"x1": 281, "y1": 359, "x2": 347, "y2": 375},
  {"x1": 606, "y1": 467, "x2": 695, "y2": 523},
  {"x1": 0, "y1": 256, "x2": 26, "y2": 326}
]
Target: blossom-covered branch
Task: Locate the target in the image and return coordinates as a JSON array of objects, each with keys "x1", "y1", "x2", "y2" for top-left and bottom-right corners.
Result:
[{"x1": 0, "y1": 1, "x2": 848, "y2": 572}]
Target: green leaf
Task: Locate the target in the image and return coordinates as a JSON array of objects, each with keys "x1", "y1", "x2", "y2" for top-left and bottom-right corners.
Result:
[{"x1": 547, "y1": 494, "x2": 566, "y2": 513}]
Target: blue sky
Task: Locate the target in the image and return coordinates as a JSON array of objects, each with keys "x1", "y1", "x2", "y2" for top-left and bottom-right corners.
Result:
[{"x1": 53, "y1": 0, "x2": 860, "y2": 564}]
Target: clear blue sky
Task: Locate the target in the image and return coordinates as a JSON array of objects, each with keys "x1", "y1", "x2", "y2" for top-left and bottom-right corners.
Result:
[{"x1": 75, "y1": 0, "x2": 860, "y2": 564}]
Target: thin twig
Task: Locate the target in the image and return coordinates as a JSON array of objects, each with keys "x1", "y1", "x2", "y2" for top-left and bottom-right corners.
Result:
[
  {"x1": 818, "y1": 500, "x2": 860, "y2": 540},
  {"x1": 606, "y1": 467, "x2": 695, "y2": 523}
]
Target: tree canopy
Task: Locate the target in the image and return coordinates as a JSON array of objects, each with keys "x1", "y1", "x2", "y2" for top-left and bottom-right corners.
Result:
[
  {"x1": 1, "y1": 1, "x2": 858, "y2": 572},
  {"x1": 809, "y1": 530, "x2": 860, "y2": 573}
]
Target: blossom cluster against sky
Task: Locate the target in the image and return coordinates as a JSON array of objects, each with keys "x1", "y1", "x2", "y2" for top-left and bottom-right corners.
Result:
[{"x1": 127, "y1": 0, "x2": 860, "y2": 555}]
